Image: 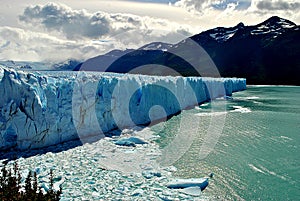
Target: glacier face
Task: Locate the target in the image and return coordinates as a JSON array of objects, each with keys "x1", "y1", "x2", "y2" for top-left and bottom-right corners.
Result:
[{"x1": 0, "y1": 66, "x2": 246, "y2": 150}]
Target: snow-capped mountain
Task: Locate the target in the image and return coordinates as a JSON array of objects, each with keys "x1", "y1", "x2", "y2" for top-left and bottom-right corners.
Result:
[
  {"x1": 75, "y1": 16, "x2": 299, "y2": 85},
  {"x1": 139, "y1": 42, "x2": 173, "y2": 51},
  {"x1": 193, "y1": 16, "x2": 298, "y2": 43},
  {"x1": 189, "y1": 16, "x2": 300, "y2": 85},
  {"x1": 250, "y1": 16, "x2": 296, "y2": 36},
  {"x1": 203, "y1": 22, "x2": 245, "y2": 43}
]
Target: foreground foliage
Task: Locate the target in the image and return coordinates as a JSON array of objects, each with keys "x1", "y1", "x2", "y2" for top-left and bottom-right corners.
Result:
[{"x1": 0, "y1": 161, "x2": 62, "y2": 201}]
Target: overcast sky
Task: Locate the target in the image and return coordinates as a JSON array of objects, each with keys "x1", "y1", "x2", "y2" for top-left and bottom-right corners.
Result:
[{"x1": 0, "y1": 0, "x2": 299, "y2": 62}]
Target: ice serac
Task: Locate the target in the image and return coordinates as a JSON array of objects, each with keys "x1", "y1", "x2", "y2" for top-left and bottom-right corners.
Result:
[{"x1": 0, "y1": 66, "x2": 246, "y2": 151}]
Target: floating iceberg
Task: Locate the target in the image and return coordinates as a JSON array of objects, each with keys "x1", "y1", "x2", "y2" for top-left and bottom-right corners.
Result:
[
  {"x1": 114, "y1": 136, "x2": 148, "y2": 147},
  {"x1": 167, "y1": 178, "x2": 209, "y2": 191},
  {"x1": 0, "y1": 66, "x2": 246, "y2": 150}
]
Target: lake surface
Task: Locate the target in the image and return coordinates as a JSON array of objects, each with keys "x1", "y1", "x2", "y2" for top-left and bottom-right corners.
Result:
[{"x1": 152, "y1": 86, "x2": 300, "y2": 200}]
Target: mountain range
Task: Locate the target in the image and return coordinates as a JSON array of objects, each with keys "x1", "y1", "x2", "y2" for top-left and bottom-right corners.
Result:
[{"x1": 77, "y1": 16, "x2": 299, "y2": 85}]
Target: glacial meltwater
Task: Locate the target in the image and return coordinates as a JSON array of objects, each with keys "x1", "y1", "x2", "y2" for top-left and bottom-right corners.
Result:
[{"x1": 1, "y1": 86, "x2": 299, "y2": 200}]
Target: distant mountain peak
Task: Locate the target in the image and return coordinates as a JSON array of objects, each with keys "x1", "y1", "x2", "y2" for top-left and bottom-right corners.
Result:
[
  {"x1": 248, "y1": 16, "x2": 297, "y2": 37},
  {"x1": 263, "y1": 16, "x2": 295, "y2": 25},
  {"x1": 236, "y1": 22, "x2": 245, "y2": 28},
  {"x1": 192, "y1": 16, "x2": 298, "y2": 43},
  {"x1": 264, "y1": 16, "x2": 283, "y2": 23},
  {"x1": 259, "y1": 16, "x2": 296, "y2": 29}
]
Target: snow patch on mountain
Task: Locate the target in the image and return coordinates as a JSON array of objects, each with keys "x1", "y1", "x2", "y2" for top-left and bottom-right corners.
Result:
[{"x1": 139, "y1": 42, "x2": 173, "y2": 51}]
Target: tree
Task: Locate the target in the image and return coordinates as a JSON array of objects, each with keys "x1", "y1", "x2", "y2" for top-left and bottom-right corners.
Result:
[{"x1": 0, "y1": 161, "x2": 62, "y2": 201}]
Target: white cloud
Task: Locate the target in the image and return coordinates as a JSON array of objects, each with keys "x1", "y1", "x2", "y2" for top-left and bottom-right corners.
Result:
[
  {"x1": 246, "y1": 0, "x2": 300, "y2": 22},
  {"x1": 255, "y1": 0, "x2": 300, "y2": 11},
  {"x1": 1, "y1": 25, "x2": 187, "y2": 62},
  {"x1": 0, "y1": 2, "x2": 198, "y2": 62},
  {"x1": 18, "y1": 2, "x2": 194, "y2": 41},
  {"x1": 175, "y1": 0, "x2": 300, "y2": 13},
  {"x1": 0, "y1": 26, "x2": 114, "y2": 62},
  {"x1": 174, "y1": 0, "x2": 214, "y2": 15},
  {"x1": 19, "y1": 3, "x2": 112, "y2": 40},
  {"x1": 174, "y1": 0, "x2": 300, "y2": 27},
  {"x1": 173, "y1": 0, "x2": 250, "y2": 15}
]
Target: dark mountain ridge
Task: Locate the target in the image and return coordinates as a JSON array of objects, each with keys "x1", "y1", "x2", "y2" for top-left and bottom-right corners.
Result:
[{"x1": 75, "y1": 16, "x2": 300, "y2": 85}]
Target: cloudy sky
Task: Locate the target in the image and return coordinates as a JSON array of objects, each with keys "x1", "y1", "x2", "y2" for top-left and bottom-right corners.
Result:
[{"x1": 0, "y1": 0, "x2": 299, "y2": 62}]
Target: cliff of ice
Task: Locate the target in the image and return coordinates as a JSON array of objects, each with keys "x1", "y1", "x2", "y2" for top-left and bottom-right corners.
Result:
[{"x1": 0, "y1": 66, "x2": 246, "y2": 150}]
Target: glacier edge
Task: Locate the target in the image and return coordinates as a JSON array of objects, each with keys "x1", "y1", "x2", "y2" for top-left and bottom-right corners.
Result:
[{"x1": 0, "y1": 66, "x2": 246, "y2": 151}]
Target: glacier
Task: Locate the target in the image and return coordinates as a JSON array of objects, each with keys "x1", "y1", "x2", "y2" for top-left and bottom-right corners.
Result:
[{"x1": 0, "y1": 66, "x2": 246, "y2": 150}]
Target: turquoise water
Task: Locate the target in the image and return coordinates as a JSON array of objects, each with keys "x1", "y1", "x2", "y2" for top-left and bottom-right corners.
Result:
[{"x1": 152, "y1": 86, "x2": 300, "y2": 200}]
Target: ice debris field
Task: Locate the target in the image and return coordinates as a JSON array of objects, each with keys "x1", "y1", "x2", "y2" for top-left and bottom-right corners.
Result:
[
  {"x1": 0, "y1": 65, "x2": 246, "y2": 151},
  {"x1": 0, "y1": 128, "x2": 212, "y2": 200}
]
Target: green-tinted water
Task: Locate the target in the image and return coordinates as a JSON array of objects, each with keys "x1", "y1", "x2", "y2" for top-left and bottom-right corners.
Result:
[{"x1": 152, "y1": 86, "x2": 300, "y2": 200}]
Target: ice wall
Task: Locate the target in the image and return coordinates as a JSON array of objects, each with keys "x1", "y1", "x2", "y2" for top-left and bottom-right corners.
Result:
[{"x1": 0, "y1": 66, "x2": 246, "y2": 150}]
